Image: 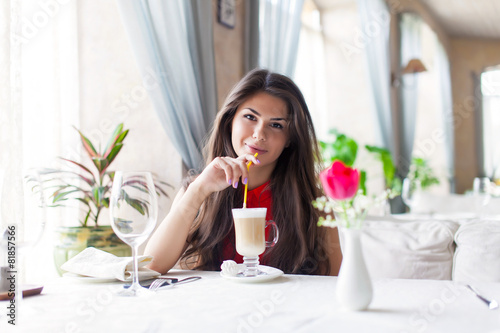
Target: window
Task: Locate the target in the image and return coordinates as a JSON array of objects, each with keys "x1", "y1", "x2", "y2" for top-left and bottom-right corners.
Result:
[
  {"x1": 295, "y1": 0, "x2": 384, "y2": 194},
  {"x1": 411, "y1": 22, "x2": 450, "y2": 194}
]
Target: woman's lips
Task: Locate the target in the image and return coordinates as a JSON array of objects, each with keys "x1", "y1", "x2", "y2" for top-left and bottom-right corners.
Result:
[{"x1": 246, "y1": 144, "x2": 266, "y2": 154}]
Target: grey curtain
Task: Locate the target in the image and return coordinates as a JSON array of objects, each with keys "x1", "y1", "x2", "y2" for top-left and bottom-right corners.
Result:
[
  {"x1": 117, "y1": 0, "x2": 217, "y2": 171},
  {"x1": 473, "y1": 72, "x2": 485, "y2": 178},
  {"x1": 245, "y1": 0, "x2": 260, "y2": 73},
  {"x1": 398, "y1": 13, "x2": 423, "y2": 176},
  {"x1": 259, "y1": 0, "x2": 305, "y2": 77}
]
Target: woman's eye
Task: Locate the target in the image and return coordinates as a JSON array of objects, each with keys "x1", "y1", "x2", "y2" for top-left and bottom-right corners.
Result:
[
  {"x1": 271, "y1": 123, "x2": 284, "y2": 129},
  {"x1": 244, "y1": 114, "x2": 256, "y2": 121}
]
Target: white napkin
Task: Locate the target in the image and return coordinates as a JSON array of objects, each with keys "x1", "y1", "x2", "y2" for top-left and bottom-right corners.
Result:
[{"x1": 61, "y1": 247, "x2": 161, "y2": 282}]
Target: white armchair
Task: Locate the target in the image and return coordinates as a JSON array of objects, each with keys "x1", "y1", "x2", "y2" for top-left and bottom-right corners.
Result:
[{"x1": 358, "y1": 216, "x2": 500, "y2": 283}]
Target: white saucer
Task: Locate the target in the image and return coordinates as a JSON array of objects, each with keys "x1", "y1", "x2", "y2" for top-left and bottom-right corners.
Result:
[
  {"x1": 220, "y1": 264, "x2": 283, "y2": 283},
  {"x1": 62, "y1": 272, "x2": 117, "y2": 283}
]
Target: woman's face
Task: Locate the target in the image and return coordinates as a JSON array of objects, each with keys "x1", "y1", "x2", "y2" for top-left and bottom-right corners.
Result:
[{"x1": 231, "y1": 92, "x2": 290, "y2": 172}]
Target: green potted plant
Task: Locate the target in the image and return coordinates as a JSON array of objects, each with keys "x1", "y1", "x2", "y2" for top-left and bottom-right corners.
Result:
[
  {"x1": 364, "y1": 145, "x2": 402, "y2": 194},
  {"x1": 408, "y1": 157, "x2": 440, "y2": 190},
  {"x1": 42, "y1": 123, "x2": 170, "y2": 275}
]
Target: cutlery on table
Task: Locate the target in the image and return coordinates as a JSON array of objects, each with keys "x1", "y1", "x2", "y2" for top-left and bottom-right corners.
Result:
[
  {"x1": 148, "y1": 276, "x2": 202, "y2": 291},
  {"x1": 124, "y1": 276, "x2": 201, "y2": 290},
  {"x1": 466, "y1": 284, "x2": 499, "y2": 310}
]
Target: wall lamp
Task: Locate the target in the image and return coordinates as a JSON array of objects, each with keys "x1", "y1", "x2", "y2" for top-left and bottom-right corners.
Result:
[{"x1": 391, "y1": 58, "x2": 427, "y2": 87}]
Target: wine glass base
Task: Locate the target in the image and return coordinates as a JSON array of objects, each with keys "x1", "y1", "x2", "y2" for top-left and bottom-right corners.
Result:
[
  {"x1": 236, "y1": 269, "x2": 268, "y2": 278},
  {"x1": 241, "y1": 256, "x2": 268, "y2": 277},
  {"x1": 117, "y1": 283, "x2": 154, "y2": 297}
]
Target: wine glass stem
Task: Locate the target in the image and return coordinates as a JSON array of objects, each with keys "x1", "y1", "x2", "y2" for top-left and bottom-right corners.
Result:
[
  {"x1": 243, "y1": 256, "x2": 259, "y2": 277},
  {"x1": 131, "y1": 244, "x2": 140, "y2": 288}
]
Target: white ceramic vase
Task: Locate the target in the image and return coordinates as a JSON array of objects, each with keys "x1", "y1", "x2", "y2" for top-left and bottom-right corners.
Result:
[{"x1": 336, "y1": 227, "x2": 373, "y2": 311}]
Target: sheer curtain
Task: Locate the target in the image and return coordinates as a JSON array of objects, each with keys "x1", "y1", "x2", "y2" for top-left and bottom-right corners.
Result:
[
  {"x1": 482, "y1": 69, "x2": 500, "y2": 180},
  {"x1": 357, "y1": 0, "x2": 393, "y2": 154},
  {"x1": 259, "y1": 0, "x2": 305, "y2": 77},
  {"x1": 1, "y1": 0, "x2": 79, "y2": 281},
  {"x1": 116, "y1": 0, "x2": 217, "y2": 172},
  {"x1": 0, "y1": 1, "x2": 21, "y2": 175},
  {"x1": 294, "y1": 3, "x2": 327, "y2": 138},
  {"x1": 435, "y1": 41, "x2": 455, "y2": 191},
  {"x1": 399, "y1": 13, "x2": 423, "y2": 176}
]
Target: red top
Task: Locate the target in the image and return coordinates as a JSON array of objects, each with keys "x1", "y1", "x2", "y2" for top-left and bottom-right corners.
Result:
[{"x1": 222, "y1": 181, "x2": 273, "y2": 264}]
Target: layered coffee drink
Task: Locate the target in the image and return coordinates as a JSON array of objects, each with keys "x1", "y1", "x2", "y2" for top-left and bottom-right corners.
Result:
[
  {"x1": 232, "y1": 208, "x2": 266, "y2": 257},
  {"x1": 231, "y1": 207, "x2": 278, "y2": 277}
]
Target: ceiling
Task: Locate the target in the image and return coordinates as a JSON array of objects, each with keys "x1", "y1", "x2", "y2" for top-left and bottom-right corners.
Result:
[
  {"x1": 313, "y1": 0, "x2": 500, "y2": 40},
  {"x1": 420, "y1": 0, "x2": 500, "y2": 39}
]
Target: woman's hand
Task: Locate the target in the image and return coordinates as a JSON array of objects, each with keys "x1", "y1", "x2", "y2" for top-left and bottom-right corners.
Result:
[{"x1": 193, "y1": 155, "x2": 260, "y2": 195}]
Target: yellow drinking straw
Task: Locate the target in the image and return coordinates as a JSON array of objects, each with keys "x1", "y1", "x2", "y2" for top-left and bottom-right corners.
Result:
[{"x1": 243, "y1": 153, "x2": 259, "y2": 209}]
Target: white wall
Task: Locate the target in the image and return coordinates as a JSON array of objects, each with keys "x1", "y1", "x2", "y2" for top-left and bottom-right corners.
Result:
[{"x1": 76, "y1": 0, "x2": 182, "y2": 225}]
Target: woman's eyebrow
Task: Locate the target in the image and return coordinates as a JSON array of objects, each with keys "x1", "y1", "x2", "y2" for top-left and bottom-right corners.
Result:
[{"x1": 246, "y1": 108, "x2": 287, "y2": 121}]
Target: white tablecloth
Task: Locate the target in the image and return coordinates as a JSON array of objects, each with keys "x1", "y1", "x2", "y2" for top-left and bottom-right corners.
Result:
[{"x1": 2, "y1": 270, "x2": 500, "y2": 332}]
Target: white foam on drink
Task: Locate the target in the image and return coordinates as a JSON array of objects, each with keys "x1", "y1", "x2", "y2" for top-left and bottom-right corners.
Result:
[{"x1": 232, "y1": 208, "x2": 267, "y2": 218}]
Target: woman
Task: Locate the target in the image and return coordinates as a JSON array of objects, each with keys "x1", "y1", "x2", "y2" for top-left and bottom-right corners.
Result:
[{"x1": 145, "y1": 69, "x2": 342, "y2": 275}]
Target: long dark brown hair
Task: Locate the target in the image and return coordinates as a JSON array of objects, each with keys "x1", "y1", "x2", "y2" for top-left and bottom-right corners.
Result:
[{"x1": 180, "y1": 68, "x2": 330, "y2": 275}]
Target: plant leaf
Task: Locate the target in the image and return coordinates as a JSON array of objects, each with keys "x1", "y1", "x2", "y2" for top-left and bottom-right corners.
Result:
[
  {"x1": 105, "y1": 143, "x2": 123, "y2": 166},
  {"x1": 409, "y1": 157, "x2": 440, "y2": 189},
  {"x1": 92, "y1": 157, "x2": 109, "y2": 175},
  {"x1": 359, "y1": 170, "x2": 367, "y2": 195},
  {"x1": 74, "y1": 126, "x2": 98, "y2": 158},
  {"x1": 319, "y1": 130, "x2": 358, "y2": 166},
  {"x1": 82, "y1": 209, "x2": 92, "y2": 228},
  {"x1": 60, "y1": 158, "x2": 94, "y2": 175},
  {"x1": 52, "y1": 189, "x2": 82, "y2": 202},
  {"x1": 365, "y1": 145, "x2": 397, "y2": 189},
  {"x1": 115, "y1": 129, "x2": 128, "y2": 144},
  {"x1": 122, "y1": 190, "x2": 146, "y2": 216},
  {"x1": 75, "y1": 197, "x2": 91, "y2": 208},
  {"x1": 103, "y1": 124, "x2": 127, "y2": 158}
]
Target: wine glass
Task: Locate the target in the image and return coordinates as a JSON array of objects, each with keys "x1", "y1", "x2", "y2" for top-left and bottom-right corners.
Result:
[
  {"x1": 0, "y1": 168, "x2": 47, "y2": 317},
  {"x1": 473, "y1": 177, "x2": 491, "y2": 218},
  {"x1": 401, "y1": 178, "x2": 422, "y2": 214},
  {"x1": 109, "y1": 171, "x2": 158, "y2": 296}
]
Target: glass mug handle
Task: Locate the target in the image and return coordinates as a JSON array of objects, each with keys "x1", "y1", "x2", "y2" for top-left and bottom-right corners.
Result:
[{"x1": 265, "y1": 220, "x2": 279, "y2": 248}]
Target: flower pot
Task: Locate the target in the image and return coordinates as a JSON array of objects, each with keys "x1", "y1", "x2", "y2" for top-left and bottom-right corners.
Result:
[
  {"x1": 53, "y1": 225, "x2": 131, "y2": 276},
  {"x1": 336, "y1": 227, "x2": 373, "y2": 311}
]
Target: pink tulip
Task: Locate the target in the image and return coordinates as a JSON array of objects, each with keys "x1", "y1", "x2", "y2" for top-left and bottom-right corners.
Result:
[{"x1": 320, "y1": 160, "x2": 360, "y2": 200}]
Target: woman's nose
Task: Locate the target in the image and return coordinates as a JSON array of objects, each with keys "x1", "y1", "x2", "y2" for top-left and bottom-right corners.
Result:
[{"x1": 252, "y1": 123, "x2": 266, "y2": 141}]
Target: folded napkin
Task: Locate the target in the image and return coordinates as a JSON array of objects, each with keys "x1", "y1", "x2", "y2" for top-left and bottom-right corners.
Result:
[{"x1": 61, "y1": 247, "x2": 161, "y2": 282}]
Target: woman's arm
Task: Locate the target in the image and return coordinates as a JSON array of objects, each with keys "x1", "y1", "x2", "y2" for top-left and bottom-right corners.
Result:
[
  {"x1": 144, "y1": 178, "x2": 209, "y2": 274},
  {"x1": 145, "y1": 154, "x2": 260, "y2": 274}
]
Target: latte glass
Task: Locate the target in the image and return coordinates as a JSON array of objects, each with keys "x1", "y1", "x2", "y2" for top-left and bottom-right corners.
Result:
[{"x1": 231, "y1": 208, "x2": 279, "y2": 277}]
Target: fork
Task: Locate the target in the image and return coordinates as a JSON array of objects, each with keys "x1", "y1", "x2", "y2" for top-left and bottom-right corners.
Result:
[
  {"x1": 466, "y1": 284, "x2": 499, "y2": 310},
  {"x1": 148, "y1": 276, "x2": 201, "y2": 291}
]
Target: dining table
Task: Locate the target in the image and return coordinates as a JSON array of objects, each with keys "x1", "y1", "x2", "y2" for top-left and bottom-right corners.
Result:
[{"x1": 1, "y1": 269, "x2": 500, "y2": 332}]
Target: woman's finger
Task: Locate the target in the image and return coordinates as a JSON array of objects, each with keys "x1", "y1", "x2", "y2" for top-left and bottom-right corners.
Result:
[
  {"x1": 238, "y1": 153, "x2": 260, "y2": 166},
  {"x1": 223, "y1": 157, "x2": 255, "y2": 188}
]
